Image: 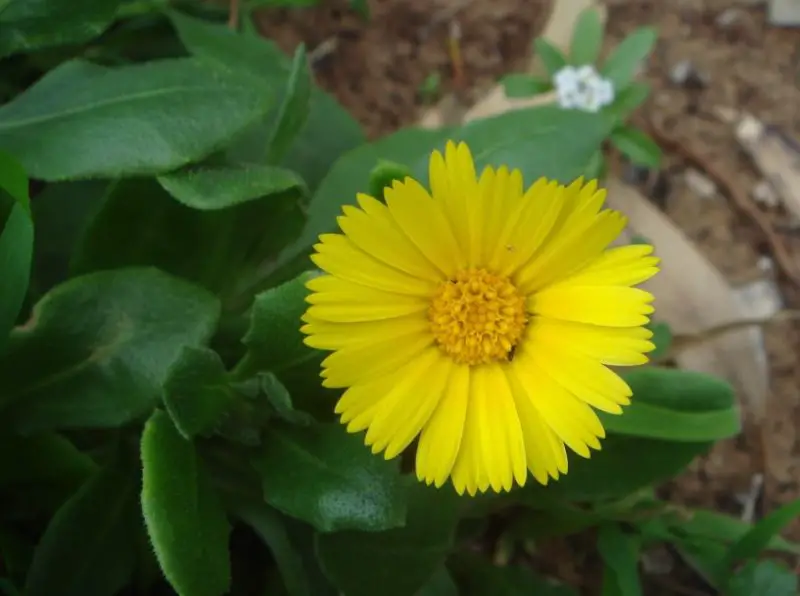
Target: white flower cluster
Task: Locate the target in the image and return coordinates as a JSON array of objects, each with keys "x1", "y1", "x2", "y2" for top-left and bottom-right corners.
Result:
[{"x1": 553, "y1": 65, "x2": 615, "y2": 113}]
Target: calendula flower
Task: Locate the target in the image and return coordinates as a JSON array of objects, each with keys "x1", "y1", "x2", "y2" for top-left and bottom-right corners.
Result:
[{"x1": 301, "y1": 141, "x2": 658, "y2": 496}]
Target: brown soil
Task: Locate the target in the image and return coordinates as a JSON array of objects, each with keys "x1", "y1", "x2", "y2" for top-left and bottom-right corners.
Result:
[{"x1": 255, "y1": 0, "x2": 800, "y2": 593}]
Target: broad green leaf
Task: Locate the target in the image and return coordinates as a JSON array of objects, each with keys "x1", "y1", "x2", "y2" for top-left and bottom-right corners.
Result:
[
  {"x1": 610, "y1": 125, "x2": 662, "y2": 168},
  {"x1": 280, "y1": 106, "x2": 611, "y2": 280},
  {"x1": 238, "y1": 271, "x2": 317, "y2": 376},
  {"x1": 157, "y1": 164, "x2": 307, "y2": 210},
  {"x1": 601, "y1": 27, "x2": 657, "y2": 89},
  {"x1": 24, "y1": 460, "x2": 139, "y2": 596},
  {"x1": 583, "y1": 149, "x2": 606, "y2": 180},
  {"x1": 0, "y1": 268, "x2": 220, "y2": 432},
  {"x1": 533, "y1": 38, "x2": 568, "y2": 77},
  {"x1": 569, "y1": 8, "x2": 604, "y2": 65},
  {"x1": 728, "y1": 560, "x2": 798, "y2": 596},
  {"x1": 141, "y1": 410, "x2": 231, "y2": 596},
  {"x1": 163, "y1": 346, "x2": 233, "y2": 439},
  {"x1": 0, "y1": 152, "x2": 32, "y2": 350},
  {"x1": 0, "y1": 58, "x2": 272, "y2": 180},
  {"x1": 600, "y1": 368, "x2": 740, "y2": 442},
  {"x1": 597, "y1": 524, "x2": 642, "y2": 596},
  {"x1": 231, "y1": 501, "x2": 311, "y2": 596},
  {"x1": 316, "y1": 483, "x2": 459, "y2": 596},
  {"x1": 724, "y1": 497, "x2": 800, "y2": 568},
  {"x1": 168, "y1": 11, "x2": 364, "y2": 191},
  {"x1": 73, "y1": 177, "x2": 304, "y2": 302},
  {"x1": 0, "y1": 432, "x2": 94, "y2": 488},
  {"x1": 0, "y1": 0, "x2": 118, "y2": 58},
  {"x1": 368, "y1": 159, "x2": 412, "y2": 201},
  {"x1": 258, "y1": 372, "x2": 315, "y2": 426},
  {"x1": 609, "y1": 82, "x2": 650, "y2": 119},
  {"x1": 449, "y1": 553, "x2": 577, "y2": 595},
  {"x1": 251, "y1": 423, "x2": 406, "y2": 532},
  {"x1": 266, "y1": 44, "x2": 312, "y2": 164},
  {"x1": 501, "y1": 73, "x2": 551, "y2": 99},
  {"x1": 647, "y1": 321, "x2": 672, "y2": 360}
]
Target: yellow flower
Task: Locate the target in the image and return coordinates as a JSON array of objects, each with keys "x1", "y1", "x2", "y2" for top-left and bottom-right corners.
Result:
[{"x1": 301, "y1": 141, "x2": 659, "y2": 496}]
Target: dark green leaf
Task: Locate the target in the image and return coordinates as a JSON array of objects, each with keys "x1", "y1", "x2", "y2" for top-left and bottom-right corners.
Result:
[
  {"x1": 647, "y1": 321, "x2": 672, "y2": 360},
  {"x1": 73, "y1": 177, "x2": 304, "y2": 302},
  {"x1": 258, "y1": 372, "x2": 315, "y2": 426},
  {"x1": 266, "y1": 44, "x2": 312, "y2": 164},
  {"x1": 0, "y1": 58, "x2": 272, "y2": 180},
  {"x1": 501, "y1": 73, "x2": 551, "y2": 99},
  {"x1": 157, "y1": 164, "x2": 307, "y2": 210},
  {"x1": 232, "y1": 501, "x2": 311, "y2": 596},
  {"x1": 24, "y1": 460, "x2": 139, "y2": 596},
  {"x1": 0, "y1": 268, "x2": 220, "y2": 432},
  {"x1": 163, "y1": 346, "x2": 233, "y2": 439},
  {"x1": 141, "y1": 410, "x2": 231, "y2": 596},
  {"x1": 0, "y1": 0, "x2": 118, "y2": 58},
  {"x1": 569, "y1": 8, "x2": 604, "y2": 65},
  {"x1": 169, "y1": 11, "x2": 364, "y2": 191},
  {"x1": 349, "y1": 0, "x2": 370, "y2": 19},
  {"x1": 601, "y1": 27, "x2": 657, "y2": 89},
  {"x1": 0, "y1": 432, "x2": 94, "y2": 488},
  {"x1": 449, "y1": 553, "x2": 577, "y2": 595},
  {"x1": 316, "y1": 483, "x2": 459, "y2": 596},
  {"x1": 728, "y1": 560, "x2": 798, "y2": 596},
  {"x1": 533, "y1": 38, "x2": 568, "y2": 77},
  {"x1": 597, "y1": 524, "x2": 642, "y2": 596},
  {"x1": 600, "y1": 368, "x2": 740, "y2": 442},
  {"x1": 725, "y1": 497, "x2": 800, "y2": 569},
  {"x1": 417, "y1": 568, "x2": 459, "y2": 596},
  {"x1": 251, "y1": 423, "x2": 406, "y2": 532},
  {"x1": 610, "y1": 126, "x2": 662, "y2": 168}
]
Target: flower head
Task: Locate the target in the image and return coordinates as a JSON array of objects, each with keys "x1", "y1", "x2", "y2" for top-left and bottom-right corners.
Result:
[
  {"x1": 554, "y1": 64, "x2": 615, "y2": 112},
  {"x1": 302, "y1": 141, "x2": 659, "y2": 496}
]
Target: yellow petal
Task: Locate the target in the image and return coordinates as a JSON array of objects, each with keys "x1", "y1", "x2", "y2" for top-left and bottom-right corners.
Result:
[
  {"x1": 557, "y1": 244, "x2": 659, "y2": 287},
  {"x1": 416, "y1": 364, "x2": 470, "y2": 488},
  {"x1": 302, "y1": 315, "x2": 430, "y2": 351},
  {"x1": 534, "y1": 318, "x2": 655, "y2": 366},
  {"x1": 530, "y1": 286, "x2": 655, "y2": 327},
  {"x1": 478, "y1": 166, "x2": 524, "y2": 266}
]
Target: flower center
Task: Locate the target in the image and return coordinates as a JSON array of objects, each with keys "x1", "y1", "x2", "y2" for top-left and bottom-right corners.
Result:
[{"x1": 429, "y1": 268, "x2": 527, "y2": 366}]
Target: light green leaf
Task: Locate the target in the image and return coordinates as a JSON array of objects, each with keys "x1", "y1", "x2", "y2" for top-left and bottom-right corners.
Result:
[
  {"x1": 601, "y1": 27, "x2": 657, "y2": 89},
  {"x1": 251, "y1": 423, "x2": 406, "y2": 533},
  {"x1": 534, "y1": 38, "x2": 568, "y2": 77},
  {"x1": 724, "y1": 497, "x2": 800, "y2": 569},
  {"x1": 609, "y1": 82, "x2": 651, "y2": 119},
  {"x1": 600, "y1": 368, "x2": 740, "y2": 442},
  {"x1": 316, "y1": 483, "x2": 459, "y2": 596},
  {"x1": 141, "y1": 410, "x2": 231, "y2": 596},
  {"x1": 0, "y1": 268, "x2": 220, "y2": 431},
  {"x1": 157, "y1": 164, "x2": 307, "y2": 210},
  {"x1": 501, "y1": 73, "x2": 551, "y2": 99},
  {"x1": 0, "y1": 58, "x2": 272, "y2": 180},
  {"x1": 728, "y1": 560, "x2": 797, "y2": 596},
  {"x1": 266, "y1": 44, "x2": 312, "y2": 164},
  {"x1": 368, "y1": 159, "x2": 412, "y2": 200},
  {"x1": 0, "y1": 0, "x2": 118, "y2": 58},
  {"x1": 597, "y1": 524, "x2": 642, "y2": 596},
  {"x1": 610, "y1": 125, "x2": 662, "y2": 168},
  {"x1": 569, "y1": 8, "x2": 604, "y2": 65},
  {"x1": 23, "y1": 460, "x2": 139, "y2": 596},
  {"x1": 647, "y1": 321, "x2": 672, "y2": 360},
  {"x1": 163, "y1": 346, "x2": 233, "y2": 439}
]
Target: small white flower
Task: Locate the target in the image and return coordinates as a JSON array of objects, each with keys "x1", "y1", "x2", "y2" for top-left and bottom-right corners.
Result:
[{"x1": 552, "y1": 64, "x2": 616, "y2": 113}]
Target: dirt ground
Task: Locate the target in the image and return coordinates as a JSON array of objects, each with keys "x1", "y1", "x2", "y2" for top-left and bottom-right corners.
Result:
[{"x1": 256, "y1": 0, "x2": 800, "y2": 592}]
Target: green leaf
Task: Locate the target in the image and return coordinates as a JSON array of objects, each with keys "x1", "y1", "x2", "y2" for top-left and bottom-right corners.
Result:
[
  {"x1": 141, "y1": 410, "x2": 231, "y2": 596},
  {"x1": 0, "y1": 268, "x2": 220, "y2": 432},
  {"x1": 23, "y1": 460, "x2": 139, "y2": 596},
  {"x1": 601, "y1": 27, "x2": 657, "y2": 89},
  {"x1": 238, "y1": 271, "x2": 317, "y2": 376},
  {"x1": 258, "y1": 372, "x2": 315, "y2": 426},
  {"x1": 368, "y1": 159, "x2": 413, "y2": 201},
  {"x1": 569, "y1": 8, "x2": 604, "y2": 65},
  {"x1": 501, "y1": 73, "x2": 551, "y2": 99},
  {"x1": 0, "y1": 152, "x2": 32, "y2": 350},
  {"x1": 597, "y1": 524, "x2": 642, "y2": 596},
  {"x1": 73, "y1": 177, "x2": 304, "y2": 301},
  {"x1": 266, "y1": 44, "x2": 312, "y2": 164},
  {"x1": 582, "y1": 149, "x2": 606, "y2": 180},
  {"x1": 673, "y1": 538, "x2": 727, "y2": 588},
  {"x1": 163, "y1": 346, "x2": 233, "y2": 439},
  {"x1": 728, "y1": 560, "x2": 798, "y2": 596},
  {"x1": 417, "y1": 568, "x2": 459, "y2": 596},
  {"x1": 449, "y1": 553, "x2": 577, "y2": 595},
  {"x1": 609, "y1": 82, "x2": 651, "y2": 119},
  {"x1": 724, "y1": 497, "x2": 800, "y2": 569},
  {"x1": 349, "y1": 0, "x2": 370, "y2": 19},
  {"x1": 232, "y1": 501, "x2": 311, "y2": 596},
  {"x1": 0, "y1": 0, "x2": 118, "y2": 58},
  {"x1": 251, "y1": 423, "x2": 406, "y2": 532},
  {"x1": 0, "y1": 58, "x2": 272, "y2": 181},
  {"x1": 534, "y1": 38, "x2": 568, "y2": 77},
  {"x1": 600, "y1": 368, "x2": 740, "y2": 442},
  {"x1": 157, "y1": 164, "x2": 307, "y2": 210},
  {"x1": 169, "y1": 11, "x2": 364, "y2": 191},
  {"x1": 610, "y1": 125, "x2": 662, "y2": 168},
  {"x1": 647, "y1": 321, "x2": 672, "y2": 360},
  {"x1": 0, "y1": 432, "x2": 95, "y2": 488},
  {"x1": 316, "y1": 483, "x2": 459, "y2": 596}
]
